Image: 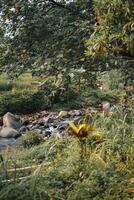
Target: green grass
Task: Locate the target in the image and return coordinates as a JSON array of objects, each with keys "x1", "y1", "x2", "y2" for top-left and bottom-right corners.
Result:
[
  {"x1": 0, "y1": 73, "x2": 51, "y2": 115},
  {"x1": 0, "y1": 73, "x2": 39, "y2": 92},
  {"x1": 0, "y1": 110, "x2": 133, "y2": 200},
  {"x1": 0, "y1": 70, "x2": 133, "y2": 115}
]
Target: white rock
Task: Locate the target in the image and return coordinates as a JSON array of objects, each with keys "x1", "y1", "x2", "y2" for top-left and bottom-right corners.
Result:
[
  {"x1": 3, "y1": 112, "x2": 23, "y2": 129},
  {"x1": 0, "y1": 127, "x2": 20, "y2": 138},
  {"x1": 102, "y1": 101, "x2": 110, "y2": 112},
  {"x1": 58, "y1": 111, "x2": 68, "y2": 118}
]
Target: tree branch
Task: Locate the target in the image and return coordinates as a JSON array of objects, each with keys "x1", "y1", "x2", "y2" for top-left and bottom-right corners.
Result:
[
  {"x1": 49, "y1": 0, "x2": 70, "y2": 10},
  {"x1": 48, "y1": 0, "x2": 89, "y2": 20}
]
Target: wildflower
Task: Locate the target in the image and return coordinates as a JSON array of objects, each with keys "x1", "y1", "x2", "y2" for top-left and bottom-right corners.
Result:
[{"x1": 68, "y1": 122, "x2": 93, "y2": 138}]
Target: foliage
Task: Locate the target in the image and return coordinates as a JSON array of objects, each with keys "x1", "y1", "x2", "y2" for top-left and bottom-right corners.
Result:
[
  {"x1": 0, "y1": 0, "x2": 94, "y2": 78},
  {"x1": 69, "y1": 122, "x2": 93, "y2": 137},
  {"x1": 0, "y1": 82, "x2": 14, "y2": 91},
  {"x1": 39, "y1": 75, "x2": 85, "y2": 109},
  {"x1": 0, "y1": 110, "x2": 133, "y2": 200},
  {"x1": 0, "y1": 90, "x2": 48, "y2": 115},
  {"x1": 21, "y1": 131, "x2": 43, "y2": 148},
  {"x1": 97, "y1": 69, "x2": 127, "y2": 103},
  {"x1": 86, "y1": 0, "x2": 134, "y2": 71}
]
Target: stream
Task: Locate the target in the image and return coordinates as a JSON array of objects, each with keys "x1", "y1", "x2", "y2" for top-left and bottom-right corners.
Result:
[{"x1": 0, "y1": 110, "x2": 83, "y2": 148}]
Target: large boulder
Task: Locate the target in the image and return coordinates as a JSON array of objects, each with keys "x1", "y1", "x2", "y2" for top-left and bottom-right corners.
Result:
[
  {"x1": 0, "y1": 127, "x2": 20, "y2": 138},
  {"x1": 3, "y1": 112, "x2": 23, "y2": 129}
]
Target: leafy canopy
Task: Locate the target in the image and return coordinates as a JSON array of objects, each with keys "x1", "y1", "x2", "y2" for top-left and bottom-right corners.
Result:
[
  {"x1": 0, "y1": 0, "x2": 133, "y2": 79},
  {"x1": 0, "y1": 0, "x2": 94, "y2": 76}
]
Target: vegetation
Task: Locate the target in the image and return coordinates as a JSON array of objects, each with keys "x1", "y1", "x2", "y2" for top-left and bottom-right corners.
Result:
[
  {"x1": 0, "y1": 69, "x2": 132, "y2": 115},
  {"x1": 21, "y1": 131, "x2": 43, "y2": 148},
  {"x1": 0, "y1": 0, "x2": 133, "y2": 199},
  {"x1": 0, "y1": 110, "x2": 134, "y2": 200}
]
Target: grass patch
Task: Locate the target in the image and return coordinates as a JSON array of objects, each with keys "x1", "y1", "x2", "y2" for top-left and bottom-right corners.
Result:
[
  {"x1": 0, "y1": 110, "x2": 133, "y2": 200},
  {"x1": 0, "y1": 90, "x2": 49, "y2": 115}
]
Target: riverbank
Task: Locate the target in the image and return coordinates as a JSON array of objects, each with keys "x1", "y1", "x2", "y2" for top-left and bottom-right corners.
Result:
[{"x1": 0, "y1": 109, "x2": 133, "y2": 200}]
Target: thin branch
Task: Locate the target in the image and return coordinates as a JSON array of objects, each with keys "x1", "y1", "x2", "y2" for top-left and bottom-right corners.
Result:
[
  {"x1": 49, "y1": 0, "x2": 70, "y2": 10},
  {"x1": 48, "y1": 0, "x2": 89, "y2": 20}
]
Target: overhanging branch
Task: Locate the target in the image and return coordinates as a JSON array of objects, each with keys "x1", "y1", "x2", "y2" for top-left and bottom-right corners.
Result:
[{"x1": 48, "y1": 0, "x2": 89, "y2": 21}]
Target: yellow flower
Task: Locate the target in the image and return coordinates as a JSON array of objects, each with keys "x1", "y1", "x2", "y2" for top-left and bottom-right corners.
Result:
[{"x1": 68, "y1": 122, "x2": 93, "y2": 138}]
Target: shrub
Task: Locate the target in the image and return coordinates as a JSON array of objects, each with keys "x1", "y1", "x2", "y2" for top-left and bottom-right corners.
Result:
[
  {"x1": 0, "y1": 90, "x2": 49, "y2": 115},
  {"x1": 21, "y1": 131, "x2": 42, "y2": 148},
  {"x1": 0, "y1": 82, "x2": 14, "y2": 91}
]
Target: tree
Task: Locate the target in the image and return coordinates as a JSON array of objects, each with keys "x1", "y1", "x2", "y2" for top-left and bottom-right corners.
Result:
[
  {"x1": 85, "y1": 0, "x2": 134, "y2": 74},
  {"x1": 0, "y1": 0, "x2": 95, "y2": 78},
  {"x1": 0, "y1": 23, "x2": 8, "y2": 72}
]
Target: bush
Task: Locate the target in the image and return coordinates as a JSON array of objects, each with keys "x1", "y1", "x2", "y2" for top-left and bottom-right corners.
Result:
[
  {"x1": 21, "y1": 131, "x2": 42, "y2": 148},
  {"x1": 0, "y1": 82, "x2": 14, "y2": 91},
  {"x1": 0, "y1": 90, "x2": 50, "y2": 115}
]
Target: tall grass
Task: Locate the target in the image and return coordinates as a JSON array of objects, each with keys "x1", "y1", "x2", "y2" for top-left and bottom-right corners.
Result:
[
  {"x1": 0, "y1": 110, "x2": 133, "y2": 200},
  {"x1": 0, "y1": 73, "x2": 40, "y2": 92}
]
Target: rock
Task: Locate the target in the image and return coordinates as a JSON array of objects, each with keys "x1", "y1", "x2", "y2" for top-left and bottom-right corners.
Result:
[
  {"x1": 32, "y1": 120, "x2": 38, "y2": 125},
  {"x1": 58, "y1": 125, "x2": 67, "y2": 131},
  {"x1": 3, "y1": 112, "x2": 23, "y2": 129},
  {"x1": 31, "y1": 125, "x2": 40, "y2": 130},
  {"x1": 69, "y1": 110, "x2": 82, "y2": 117},
  {"x1": 42, "y1": 130, "x2": 52, "y2": 137},
  {"x1": 43, "y1": 124, "x2": 49, "y2": 129},
  {"x1": 102, "y1": 101, "x2": 110, "y2": 113},
  {"x1": 0, "y1": 127, "x2": 20, "y2": 138},
  {"x1": 58, "y1": 111, "x2": 69, "y2": 118},
  {"x1": 26, "y1": 124, "x2": 33, "y2": 129},
  {"x1": 38, "y1": 120, "x2": 44, "y2": 126},
  {"x1": 19, "y1": 126, "x2": 29, "y2": 133},
  {"x1": 53, "y1": 124, "x2": 58, "y2": 128},
  {"x1": 43, "y1": 116, "x2": 54, "y2": 123},
  {"x1": 23, "y1": 119, "x2": 29, "y2": 126},
  {"x1": 40, "y1": 110, "x2": 49, "y2": 117}
]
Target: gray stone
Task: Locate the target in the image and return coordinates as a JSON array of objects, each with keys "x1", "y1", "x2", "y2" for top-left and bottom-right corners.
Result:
[
  {"x1": 3, "y1": 112, "x2": 23, "y2": 129},
  {"x1": 102, "y1": 101, "x2": 110, "y2": 112},
  {"x1": 19, "y1": 126, "x2": 29, "y2": 133},
  {"x1": 69, "y1": 110, "x2": 82, "y2": 117},
  {"x1": 58, "y1": 111, "x2": 69, "y2": 118},
  {"x1": 43, "y1": 116, "x2": 54, "y2": 123},
  {"x1": 26, "y1": 124, "x2": 33, "y2": 129},
  {"x1": 0, "y1": 127, "x2": 20, "y2": 138},
  {"x1": 31, "y1": 125, "x2": 40, "y2": 130},
  {"x1": 42, "y1": 130, "x2": 51, "y2": 137}
]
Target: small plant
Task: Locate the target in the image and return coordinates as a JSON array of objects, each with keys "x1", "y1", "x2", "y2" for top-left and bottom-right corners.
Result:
[
  {"x1": 0, "y1": 82, "x2": 14, "y2": 91},
  {"x1": 68, "y1": 122, "x2": 94, "y2": 165},
  {"x1": 21, "y1": 131, "x2": 42, "y2": 148},
  {"x1": 0, "y1": 90, "x2": 48, "y2": 115},
  {"x1": 68, "y1": 122, "x2": 93, "y2": 138}
]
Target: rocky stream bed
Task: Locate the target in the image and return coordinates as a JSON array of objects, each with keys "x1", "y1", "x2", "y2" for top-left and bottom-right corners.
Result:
[
  {"x1": 0, "y1": 110, "x2": 84, "y2": 148},
  {"x1": 0, "y1": 101, "x2": 133, "y2": 148}
]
